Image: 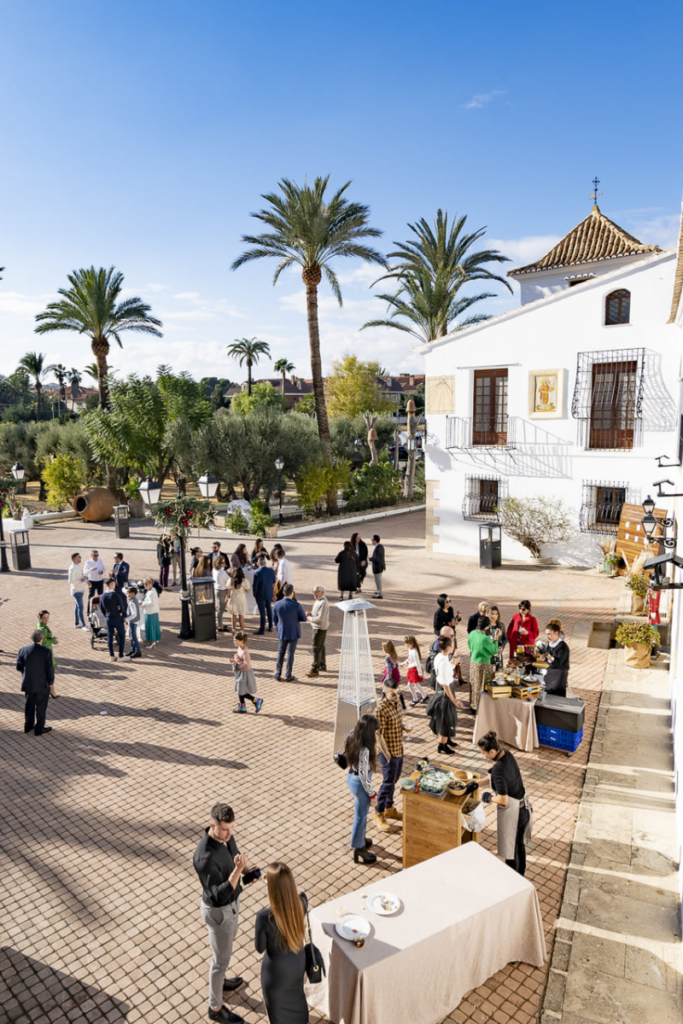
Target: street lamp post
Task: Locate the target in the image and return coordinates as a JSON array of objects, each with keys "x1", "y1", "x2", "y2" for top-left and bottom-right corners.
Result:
[{"x1": 275, "y1": 457, "x2": 284, "y2": 527}]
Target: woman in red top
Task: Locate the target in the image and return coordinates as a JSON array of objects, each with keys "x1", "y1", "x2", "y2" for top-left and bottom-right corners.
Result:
[{"x1": 507, "y1": 600, "x2": 539, "y2": 653}]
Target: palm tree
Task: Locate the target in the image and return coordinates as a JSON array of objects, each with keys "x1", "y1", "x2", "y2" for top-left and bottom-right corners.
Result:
[
  {"x1": 53, "y1": 364, "x2": 68, "y2": 407},
  {"x1": 34, "y1": 266, "x2": 162, "y2": 409},
  {"x1": 274, "y1": 357, "x2": 295, "y2": 395},
  {"x1": 226, "y1": 337, "x2": 271, "y2": 395},
  {"x1": 364, "y1": 210, "x2": 511, "y2": 341},
  {"x1": 67, "y1": 367, "x2": 83, "y2": 401},
  {"x1": 18, "y1": 351, "x2": 56, "y2": 420},
  {"x1": 231, "y1": 176, "x2": 385, "y2": 459}
]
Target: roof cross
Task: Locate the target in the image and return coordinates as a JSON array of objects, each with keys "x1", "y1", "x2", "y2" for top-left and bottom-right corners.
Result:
[{"x1": 590, "y1": 176, "x2": 603, "y2": 207}]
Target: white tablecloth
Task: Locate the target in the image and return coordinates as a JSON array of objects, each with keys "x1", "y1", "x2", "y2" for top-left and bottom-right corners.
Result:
[
  {"x1": 305, "y1": 843, "x2": 546, "y2": 1024},
  {"x1": 473, "y1": 692, "x2": 539, "y2": 752}
]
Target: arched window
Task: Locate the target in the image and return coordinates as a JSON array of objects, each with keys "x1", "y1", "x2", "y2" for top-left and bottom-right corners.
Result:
[{"x1": 605, "y1": 289, "x2": 630, "y2": 325}]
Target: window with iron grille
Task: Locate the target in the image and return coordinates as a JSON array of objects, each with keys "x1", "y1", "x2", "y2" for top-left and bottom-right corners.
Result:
[
  {"x1": 462, "y1": 476, "x2": 507, "y2": 521},
  {"x1": 473, "y1": 368, "x2": 508, "y2": 445},
  {"x1": 605, "y1": 289, "x2": 631, "y2": 325},
  {"x1": 579, "y1": 480, "x2": 631, "y2": 535},
  {"x1": 572, "y1": 349, "x2": 644, "y2": 451}
]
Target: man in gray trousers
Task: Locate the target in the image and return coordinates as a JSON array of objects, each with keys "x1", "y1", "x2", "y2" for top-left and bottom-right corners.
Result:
[
  {"x1": 193, "y1": 803, "x2": 259, "y2": 1023},
  {"x1": 370, "y1": 534, "x2": 386, "y2": 598}
]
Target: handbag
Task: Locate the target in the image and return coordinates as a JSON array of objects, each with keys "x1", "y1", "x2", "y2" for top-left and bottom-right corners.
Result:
[{"x1": 303, "y1": 901, "x2": 326, "y2": 984}]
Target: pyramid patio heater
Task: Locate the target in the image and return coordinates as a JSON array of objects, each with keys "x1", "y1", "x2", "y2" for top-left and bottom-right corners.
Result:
[{"x1": 333, "y1": 598, "x2": 378, "y2": 753}]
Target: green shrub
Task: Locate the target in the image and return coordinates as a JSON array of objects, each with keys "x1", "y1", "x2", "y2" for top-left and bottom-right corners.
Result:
[
  {"x1": 297, "y1": 462, "x2": 351, "y2": 517},
  {"x1": 124, "y1": 478, "x2": 141, "y2": 499},
  {"x1": 615, "y1": 621, "x2": 657, "y2": 647},
  {"x1": 248, "y1": 498, "x2": 273, "y2": 536},
  {"x1": 342, "y1": 462, "x2": 402, "y2": 512},
  {"x1": 225, "y1": 507, "x2": 249, "y2": 533},
  {"x1": 626, "y1": 573, "x2": 649, "y2": 596},
  {"x1": 41, "y1": 453, "x2": 87, "y2": 509}
]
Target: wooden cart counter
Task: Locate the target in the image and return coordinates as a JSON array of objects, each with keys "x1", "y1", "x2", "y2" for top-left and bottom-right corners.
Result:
[{"x1": 402, "y1": 766, "x2": 482, "y2": 868}]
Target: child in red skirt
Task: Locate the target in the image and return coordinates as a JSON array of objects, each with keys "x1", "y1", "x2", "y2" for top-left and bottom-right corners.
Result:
[{"x1": 401, "y1": 635, "x2": 427, "y2": 706}]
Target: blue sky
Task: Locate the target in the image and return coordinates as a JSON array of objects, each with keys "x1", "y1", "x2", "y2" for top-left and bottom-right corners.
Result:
[{"x1": 1, "y1": 0, "x2": 681, "y2": 385}]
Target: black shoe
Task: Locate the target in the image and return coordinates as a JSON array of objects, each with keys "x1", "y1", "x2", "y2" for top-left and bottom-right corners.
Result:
[
  {"x1": 24, "y1": 724, "x2": 34, "y2": 734},
  {"x1": 285, "y1": 676, "x2": 296, "y2": 682},
  {"x1": 437, "y1": 743, "x2": 453, "y2": 754},
  {"x1": 364, "y1": 837, "x2": 373, "y2": 848},
  {"x1": 273, "y1": 674, "x2": 282, "y2": 681},
  {"x1": 222, "y1": 977, "x2": 244, "y2": 993},
  {"x1": 130, "y1": 652, "x2": 142, "y2": 659},
  {"x1": 35, "y1": 727, "x2": 53, "y2": 736},
  {"x1": 208, "y1": 1009, "x2": 244, "y2": 1024},
  {"x1": 267, "y1": 627, "x2": 273, "y2": 632},
  {"x1": 353, "y1": 847, "x2": 377, "y2": 864},
  {"x1": 254, "y1": 630, "x2": 265, "y2": 635},
  {"x1": 374, "y1": 595, "x2": 384, "y2": 599}
]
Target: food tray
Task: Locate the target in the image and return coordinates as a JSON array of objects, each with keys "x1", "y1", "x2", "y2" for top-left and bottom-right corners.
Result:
[{"x1": 416, "y1": 767, "x2": 454, "y2": 797}]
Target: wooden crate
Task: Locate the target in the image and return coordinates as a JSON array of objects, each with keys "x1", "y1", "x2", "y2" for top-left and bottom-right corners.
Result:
[{"x1": 402, "y1": 765, "x2": 481, "y2": 868}]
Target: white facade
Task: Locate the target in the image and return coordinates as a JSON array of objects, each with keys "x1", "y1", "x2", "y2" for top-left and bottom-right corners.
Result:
[
  {"x1": 420, "y1": 249, "x2": 680, "y2": 565},
  {"x1": 514, "y1": 253, "x2": 653, "y2": 305}
]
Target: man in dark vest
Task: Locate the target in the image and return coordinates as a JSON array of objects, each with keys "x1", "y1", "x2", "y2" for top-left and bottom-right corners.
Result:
[
  {"x1": 100, "y1": 577, "x2": 127, "y2": 662},
  {"x1": 16, "y1": 630, "x2": 55, "y2": 735}
]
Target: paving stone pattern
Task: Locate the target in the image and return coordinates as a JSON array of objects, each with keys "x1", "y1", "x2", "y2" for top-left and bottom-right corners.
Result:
[{"x1": 0, "y1": 512, "x2": 619, "y2": 1024}]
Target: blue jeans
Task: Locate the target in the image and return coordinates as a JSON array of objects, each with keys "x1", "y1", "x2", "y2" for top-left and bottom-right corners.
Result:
[
  {"x1": 128, "y1": 622, "x2": 141, "y2": 655},
  {"x1": 275, "y1": 638, "x2": 297, "y2": 679},
  {"x1": 256, "y1": 597, "x2": 272, "y2": 632},
  {"x1": 107, "y1": 616, "x2": 125, "y2": 657},
  {"x1": 73, "y1": 591, "x2": 85, "y2": 627},
  {"x1": 347, "y1": 772, "x2": 372, "y2": 849},
  {"x1": 377, "y1": 753, "x2": 403, "y2": 812}
]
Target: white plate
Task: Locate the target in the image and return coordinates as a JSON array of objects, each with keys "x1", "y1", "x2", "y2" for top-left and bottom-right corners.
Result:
[
  {"x1": 335, "y1": 914, "x2": 371, "y2": 941},
  {"x1": 367, "y1": 891, "x2": 401, "y2": 916}
]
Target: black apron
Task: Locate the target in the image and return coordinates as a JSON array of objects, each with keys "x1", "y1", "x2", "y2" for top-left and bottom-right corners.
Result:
[{"x1": 544, "y1": 667, "x2": 568, "y2": 697}]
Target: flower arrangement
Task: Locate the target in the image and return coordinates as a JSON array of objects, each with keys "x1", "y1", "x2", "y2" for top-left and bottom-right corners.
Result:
[
  {"x1": 605, "y1": 553, "x2": 622, "y2": 566},
  {"x1": 614, "y1": 622, "x2": 658, "y2": 647},
  {"x1": 147, "y1": 495, "x2": 215, "y2": 538},
  {"x1": 626, "y1": 573, "x2": 649, "y2": 596}
]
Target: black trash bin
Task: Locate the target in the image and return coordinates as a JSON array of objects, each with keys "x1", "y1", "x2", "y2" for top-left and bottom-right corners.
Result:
[
  {"x1": 114, "y1": 505, "x2": 130, "y2": 540},
  {"x1": 479, "y1": 524, "x2": 501, "y2": 569},
  {"x1": 190, "y1": 577, "x2": 217, "y2": 642},
  {"x1": 10, "y1": 529, "x2": 31, "y2": 570}
]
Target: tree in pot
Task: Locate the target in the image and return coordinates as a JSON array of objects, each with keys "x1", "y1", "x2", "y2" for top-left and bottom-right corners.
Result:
[
  {"x1": 614, "y1": 621, "x2": 658, "y2": 669},
  {"x1": 625, "y1": 573, "x2": 649, "y2": 615}
]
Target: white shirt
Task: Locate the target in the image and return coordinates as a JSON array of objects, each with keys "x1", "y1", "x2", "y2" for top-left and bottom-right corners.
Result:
[
  {"x1": 83, "y1": 557, "x2": 105, "y2": 582},
  {"x1": 212, "y1": 567, "x2": 230, "y2": 591},
  {"x1": 309, "y1": 596, "x2": 329, "y2": 630},
  {"x1": 68, "y1": 561, "x2": 85, "y2": 593},
  {"x1": 434, "y1": 652, "x2": 454, "y2": 692},
  {"x1": 277, "y1": 556, "x2": 293, "y2": 587},
  {"x1": 403, "y1": 647, "x2": 423, "y2": 675},
  {"x1": 142, "y1": 588, "x2": 160, "y2": 615}
]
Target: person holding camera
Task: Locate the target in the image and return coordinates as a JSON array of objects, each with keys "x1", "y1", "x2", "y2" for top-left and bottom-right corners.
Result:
[
  {"x1": 193, "y1": 802, "x2": 261, "y2": 1024},
  {"x1": 477, "y1": 731, "x2": 531, "y2": 876}
]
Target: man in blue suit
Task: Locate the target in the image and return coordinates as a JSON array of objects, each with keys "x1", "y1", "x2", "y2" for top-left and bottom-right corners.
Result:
[
  {"x1": 100, "y1": 577, "x2": 127, "y2": 662},
  {"x1": 113, "y1": 553, "x2": 130, "y2": 610},
  {"x1": 272, "y1": 584, "x2": 307, "y2": 681},
  {"x1": 252, "y1": 554, "x2": 275, "y2": 635},
  {"x1": 16, "y1": 631, "x2": 55, "y2": 735}
]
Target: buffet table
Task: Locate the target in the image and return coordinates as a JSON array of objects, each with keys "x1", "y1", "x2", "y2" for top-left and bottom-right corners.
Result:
[
  {"x1": 305, "y1": 843, "x2": 546, "y2": 1024},
  {"x1": 473, "y1": 691, "x2": 539, "y2": 752},
  {"x1": 402, "y1": 765, "x2": 481, "y2": 868}
]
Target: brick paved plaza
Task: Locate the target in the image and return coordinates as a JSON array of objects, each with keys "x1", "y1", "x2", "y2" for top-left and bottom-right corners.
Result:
[{"x1": 0, "y1": 511, "x2": 620, "y2": 1024}]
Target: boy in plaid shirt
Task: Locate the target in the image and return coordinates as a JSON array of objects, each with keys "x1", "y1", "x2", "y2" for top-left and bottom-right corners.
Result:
[{"x1": 374, "y1": 681, "x2": 412, "y2": 832}]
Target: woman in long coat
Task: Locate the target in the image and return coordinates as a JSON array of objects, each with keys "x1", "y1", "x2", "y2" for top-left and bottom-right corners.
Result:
[{"x1": 335, "y1": 541, "x2": 358, "y2": 600}]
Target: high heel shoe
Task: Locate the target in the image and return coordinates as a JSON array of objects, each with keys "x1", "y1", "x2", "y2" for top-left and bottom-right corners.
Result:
[
  {"x1": 353, "y1": 847, "x2": 377, "y2": 864},
  {"x1": 364, "y1": 837, "x2": 373, "y2": 848}
]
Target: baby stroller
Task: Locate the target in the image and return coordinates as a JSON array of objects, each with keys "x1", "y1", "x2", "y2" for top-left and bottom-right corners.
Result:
[{"x1": 88, "y1": 597, "x2": 108, "y2": 650}]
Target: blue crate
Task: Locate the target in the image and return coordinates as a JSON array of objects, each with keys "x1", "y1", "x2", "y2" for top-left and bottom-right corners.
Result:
[{"x1": 537, "y1": 724, "x2": 583, "y2": 752}]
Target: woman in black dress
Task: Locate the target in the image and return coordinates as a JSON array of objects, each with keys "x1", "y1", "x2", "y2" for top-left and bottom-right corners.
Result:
[
  {"x1": 433, "y1": 593, "x2": 461, "y2": 635},
  {"x1": 542, "y1": 618, "x2": 570, "y2": 696},
  {"x1": 254, "y1": 862, "x2": 308, "y2": 1024},
  {"x1": 335, "y1": 541, "x2": 358, "y2": 600},
  {"x1": 350, "y1": 532, "x2": 368, "y2": 590}
]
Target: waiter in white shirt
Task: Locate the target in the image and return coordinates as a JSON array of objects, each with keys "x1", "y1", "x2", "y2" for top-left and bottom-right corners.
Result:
[
  {"x1": 83, "y1": 548, "x2": 106, "y2": 612},
  {"x1": 274, "y1": 544, "x2": 294, "y2": 589}
]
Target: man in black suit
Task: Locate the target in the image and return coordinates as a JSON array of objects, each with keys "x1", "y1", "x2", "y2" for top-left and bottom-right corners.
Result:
[
  {"x1": 100, "y1": 577, "x2": 127, "y2": 662},
  {"x1": 16, "y1": 631, "x2": 55, "y2": 735},
  {"x1": 112, "y1": 553, "x2": 130, "y2": 605},
  {"x1": 370, "y1": 534, "x2": 386, "y2": 599}
]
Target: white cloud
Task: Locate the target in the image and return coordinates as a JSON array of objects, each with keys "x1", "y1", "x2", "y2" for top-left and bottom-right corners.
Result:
[
  {"x1": 173, "y1": 291, "x2": 201, "y2": 300},
  {"x1": 487, "y1": 234, "x2": 561, "y2": 266},
  {"x1": 619, "y1": 212, "x2": 680, "y2": 251},
  {"x1": 461, "y1": 89, "x2": 506, "y2": 110},
  {"x1": 144, "y1": 282, "x2": 167, "y2": 293},
  {"x1": 0, "y1": 291, "x2": 56, "y2": 315}
]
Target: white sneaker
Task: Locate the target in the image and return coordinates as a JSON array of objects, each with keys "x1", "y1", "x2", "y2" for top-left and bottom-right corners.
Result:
[
  {"x1": 81, "y1": 626, "x2": 90, "y2": 631},
  {"x1": 110, "y1": 655, "x2": 118, "y2": 663}
]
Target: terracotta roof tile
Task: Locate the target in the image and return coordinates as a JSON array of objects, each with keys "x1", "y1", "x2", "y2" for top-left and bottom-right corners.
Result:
[{"x1": 508, "y1": 204, "x2": 661, "y2": 277}]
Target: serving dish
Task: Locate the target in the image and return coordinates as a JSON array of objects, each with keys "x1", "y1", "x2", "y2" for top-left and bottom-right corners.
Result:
[
  {"x1": 367, "y1": 891, "x2": 401, "y2": 916},
  {"x1": 335, "y1": 914, "x2": 371, "y2": 941},
  {"x1": 417, "y1": 766, "x2": 454, "y2": 796}
]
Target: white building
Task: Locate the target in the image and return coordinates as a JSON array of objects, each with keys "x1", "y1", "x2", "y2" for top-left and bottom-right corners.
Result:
[{"x1": 419, "y1": 203, "x2": 680, "y2": 565}]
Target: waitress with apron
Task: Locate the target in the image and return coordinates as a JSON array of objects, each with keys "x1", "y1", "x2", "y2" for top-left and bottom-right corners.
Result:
[
  {"x1": 477, "y1": 730, "x2": 531, "y2": 876},
  {"x1": 543, "y1": 618, "x2": 570, "y2": 696}
]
